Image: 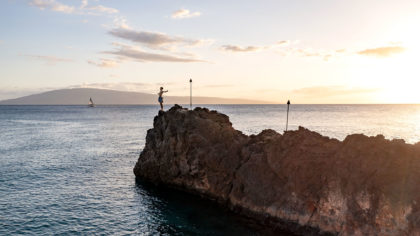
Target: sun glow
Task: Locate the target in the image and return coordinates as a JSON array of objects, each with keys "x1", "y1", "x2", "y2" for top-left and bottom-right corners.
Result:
[
  {"x1": 352, "y1": 17, "x2": 420, "y2": 103},
  {"x1": 383, "y1": 24, "x2": 420, "y2": 103}
]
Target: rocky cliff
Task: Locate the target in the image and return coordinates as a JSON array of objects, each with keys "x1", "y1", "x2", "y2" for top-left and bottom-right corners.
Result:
[{"x1": 134, "y1": 105, "x2": 420, "y2": 235}]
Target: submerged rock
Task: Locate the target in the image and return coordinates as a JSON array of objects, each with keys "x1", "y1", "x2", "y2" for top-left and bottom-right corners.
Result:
[{"x1": 134, "y1": 105, "x2": 420, "y2": 235}]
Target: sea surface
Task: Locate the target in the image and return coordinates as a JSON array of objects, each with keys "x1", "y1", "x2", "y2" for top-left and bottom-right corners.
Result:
[{"x1": 1, "y1": 104, "x2": 420, "y2": 235}]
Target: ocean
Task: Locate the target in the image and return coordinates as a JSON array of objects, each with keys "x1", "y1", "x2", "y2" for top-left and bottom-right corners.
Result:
[{"x1": 1, "y1": 104, "x2": 420, "y2": 235}]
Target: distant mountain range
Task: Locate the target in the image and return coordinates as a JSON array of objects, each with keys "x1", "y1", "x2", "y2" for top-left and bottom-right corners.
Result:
[{"x1": 0, "y1": 88, "x2": 273, "y2": 105}]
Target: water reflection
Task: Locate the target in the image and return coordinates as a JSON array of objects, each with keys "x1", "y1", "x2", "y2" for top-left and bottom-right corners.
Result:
[
  {"x1": 134, "y1": 179, "x2": 259, "y2": 235},
  {"x1": 134, "y1": 179, "x2": 299, "y2": 236}
]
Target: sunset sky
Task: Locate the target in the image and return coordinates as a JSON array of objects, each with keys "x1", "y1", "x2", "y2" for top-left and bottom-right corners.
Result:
[{"x1": 1, "y1": 0, "x2": 420, "y2": 103}]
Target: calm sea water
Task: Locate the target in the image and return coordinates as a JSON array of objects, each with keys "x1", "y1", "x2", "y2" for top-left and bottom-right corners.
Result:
[{"x1": 1, "y1": 104, "x2": 420, "y2": 235}]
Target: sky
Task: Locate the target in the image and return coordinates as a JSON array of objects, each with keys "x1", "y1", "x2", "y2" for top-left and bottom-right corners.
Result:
[{"x1": 1, "y1": 0, "x2": 420, "y2": 103}]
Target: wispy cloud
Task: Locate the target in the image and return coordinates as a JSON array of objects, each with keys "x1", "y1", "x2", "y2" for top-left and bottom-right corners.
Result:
[
  {"x1": 219, "y1": 40, "x2": 345, "y2": 62},
  {"x1": 293, "y1": 86, "x2": 378, "y2": 98},
  {"x1": 22, "y1": 54, "x2": 73, "y2": 64},
  {"x1": 276, "y1": 40, "x2": 290, "y2": 46},
  {"x1": 80, "y1": 0, "x2": 119, "y2": 15},
  {"x1": 29, "y1": 0, "x2": 74, "y2": 14},
  {"x1": 105, "y1": 18, "x2": 210, "y2": 63},
  {"x1": 109, "y1": 27, "x2": 204, "y2": 50},
  {"x1": 200, "y1": 84, "x2": 234, "y2": 88},
  {"x1": 357, "y1": 46, "x2": 405, "y2": 58},
  {"x1": 87, "y1": 58, "x2": 119, "y2": 68},
  {"x1": 295, "y1": 48, "x2": 335, "y2": 61},
  {"x1": 220, "y1": 45, "x2": 262, "y2": 53},
  {"x1": 220, "y1": 40, "x2": 293, "y2": 53},
  {"x1": 103, "y1": 43, "x2": 206, "y2": 63},
  {"x1": 171, "y1": 9, "x2": 201, "y2": 19},
  {"x1": 29, "y1": 0, "x2": 118, "y2": 15}
]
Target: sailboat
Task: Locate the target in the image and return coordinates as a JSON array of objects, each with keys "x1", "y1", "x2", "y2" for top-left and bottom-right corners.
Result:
[{"x1": 88, "y1": 97, "x2": 95, "y2": 107}]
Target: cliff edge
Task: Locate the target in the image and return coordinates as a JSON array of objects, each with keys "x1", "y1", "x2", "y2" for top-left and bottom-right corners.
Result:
[{"x1": 134, "y1": 105, "x2": 420, "y2": 235}]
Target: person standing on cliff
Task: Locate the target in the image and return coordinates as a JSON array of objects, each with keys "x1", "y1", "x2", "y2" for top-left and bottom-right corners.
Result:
[{"x1": 158, "y1": 87, "x2": 168, "y2": 111}]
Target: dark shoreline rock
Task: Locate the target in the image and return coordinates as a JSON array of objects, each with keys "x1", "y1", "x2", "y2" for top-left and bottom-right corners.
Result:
[{"x1": 134, "y1": 105, "x2": 420, "y2": 235}]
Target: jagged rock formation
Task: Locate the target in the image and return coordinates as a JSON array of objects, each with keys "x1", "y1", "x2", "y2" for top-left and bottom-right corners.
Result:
[{"x1": 134, "y1": 105, "x2": 420, "y2": 235}]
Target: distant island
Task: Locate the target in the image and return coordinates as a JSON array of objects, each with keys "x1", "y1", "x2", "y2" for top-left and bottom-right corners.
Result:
[{"x1": 0, "y1": 88, "x2": 273, "y2": 105}]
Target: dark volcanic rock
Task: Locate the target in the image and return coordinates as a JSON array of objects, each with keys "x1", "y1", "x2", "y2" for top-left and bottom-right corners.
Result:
[{"x1": 134, "y1": 105, "x2": 420, "y2": 235}]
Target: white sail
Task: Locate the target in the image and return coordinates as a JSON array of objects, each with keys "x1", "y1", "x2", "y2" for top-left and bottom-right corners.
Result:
[{"x1": 88, "y1": 97, "x2": 95, "y2": 107}]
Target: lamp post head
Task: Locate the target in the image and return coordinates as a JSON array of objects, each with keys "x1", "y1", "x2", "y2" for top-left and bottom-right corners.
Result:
[
  {"x1": 189, "y1": 79, "x2": 192, "y2": 83},
  {"x1": 287, "y1": 100, "x2": 290, "y2": 105}
]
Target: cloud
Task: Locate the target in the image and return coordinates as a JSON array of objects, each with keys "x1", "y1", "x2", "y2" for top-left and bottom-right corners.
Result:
[
  {"x1": 357, "y1": 46, "x2": 406, "y2": 57},
  {"x1": 297, "y1": 49, "x2": 321, "y2": 57},
  {"x1": 220, "y1": 40, "x2": 339, "y2": 60},
  {"x1": 220, "y1": 45, "x2": 262, "y2": 52},
  {"x1": 81, "y1": 0, "x2": 88, "y2": 8},
  {"x1": 293, "y1": 86, "x2": 378, "y2": 98},
  {"x1": 81, "y1": 2, "x2": 119, "y2": 14},
  {"x1": 103, "y1": 43, "x2": 206, "y2": 63},
  {"x1": 109, "y1": 27, "x2": 203, "y2": 50},
  {"x1": 113, "y1": 16, "x2": 130, "y2": 29},
  {"x1": 171, "y1": 9, "x2": 201, "y2": 19},
  {"x1": 276, "y1": 40, "x2": 290, "y2": 46},
  {"x1": 295, "y1": 48, "x2": 339, "y2": 61},
  {"x1": 200, "y1": 84, "x2": 234, "y2": 88},
  {"x1": 87, "y1": 58, "x2": 119, "y2": 68},
  {"x1": 219, "y1": 40, "x2": 344, "y2": 61},
  {"x1": 389, "y1": 41, "x2": 403, "y2": 46},
  {"x1": 220, "y1": 40, "x2": 293, "y2": 53},
  {"x1": 105, "y1": 21, "x2": 209, "y2": 63},
  {"x1": 22, "y1": 54, "x2": 73, "y2": 64},
  {"x1": 29, "y1": 0, "x2": 118, "y2": 15},
  {"x1": 90, "y1": 5, "x2": 118, "y2": 14},
  {"x1": 30, "y1": 0, "x2": 74, "y2": 14}
]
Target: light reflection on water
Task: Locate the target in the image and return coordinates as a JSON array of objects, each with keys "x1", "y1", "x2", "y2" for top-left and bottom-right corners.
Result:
[
  {"x1": 208, "y1": 104, "x2": 420, "y2": 143},
  {"x1": 1, "y1": 104, "x2": 420, "y2": 235}
]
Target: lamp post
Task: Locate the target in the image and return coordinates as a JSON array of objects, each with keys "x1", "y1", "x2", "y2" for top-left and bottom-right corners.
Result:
[
  {"x1": 189, "y1": 79, "x2": 192, "y2": 110},
  {"x1": 285, "y1": 100, "x2": 290, "y2": 131}
]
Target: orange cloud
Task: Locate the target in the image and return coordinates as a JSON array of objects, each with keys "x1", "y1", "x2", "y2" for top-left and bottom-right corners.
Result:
[
  {"x1": 357, "y1": 46, "x2": 405, "y2": 57},
  {"x1": 87, "y1": 59, "x2": 119, "y2": 68},
  {"x1": 293, "y1": 86, "x2": 378, "y2": 98}
]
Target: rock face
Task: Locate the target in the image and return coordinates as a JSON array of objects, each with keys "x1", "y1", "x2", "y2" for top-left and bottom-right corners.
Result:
[{"x1": 134, "y1": 105, "x2": 420, "y2": 235}]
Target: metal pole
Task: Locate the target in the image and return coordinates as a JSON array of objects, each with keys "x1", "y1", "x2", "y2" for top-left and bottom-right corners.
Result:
[
  {"x1": 189, "y1": 79, "x2": 192, "y2": 110},
  {"x1": 286, "y1": 100, "x2": 290, "y2": 131}
]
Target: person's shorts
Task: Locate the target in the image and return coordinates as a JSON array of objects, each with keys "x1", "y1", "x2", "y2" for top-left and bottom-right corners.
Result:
[{"x1": 158, "y1": 97, "x2": 163, "y2": 103}]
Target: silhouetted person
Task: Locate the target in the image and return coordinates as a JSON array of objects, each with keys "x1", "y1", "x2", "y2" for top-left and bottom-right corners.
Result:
[{"x1": 158, "y1": 87, "x2": 168, "y2": 111}]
